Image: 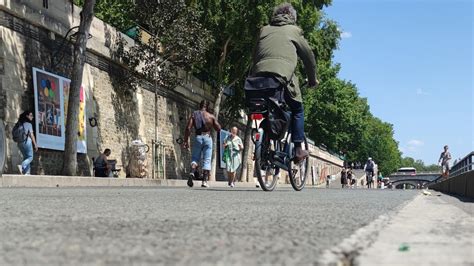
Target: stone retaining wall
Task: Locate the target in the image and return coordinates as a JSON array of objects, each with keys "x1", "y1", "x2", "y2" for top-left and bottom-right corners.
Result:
[{"x1": 0, "y1": 0, "x2": 343, "y2": 181}]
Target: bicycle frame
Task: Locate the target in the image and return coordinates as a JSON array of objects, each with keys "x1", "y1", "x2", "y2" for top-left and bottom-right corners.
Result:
[{"x1": 251, "y1": 112, "x2": 292, "y2": 173}]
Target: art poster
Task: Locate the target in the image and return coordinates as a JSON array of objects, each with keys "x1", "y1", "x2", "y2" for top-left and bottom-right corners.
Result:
[
  {"x1": 33, "y1": 68, "x2": 65, "y2": 151},
  {"x1": 63, "y1": 80, "x2": 87, "y2": 154},
  {"x1": 32, "y1": 68, "x2": 87, "y2": 153}
]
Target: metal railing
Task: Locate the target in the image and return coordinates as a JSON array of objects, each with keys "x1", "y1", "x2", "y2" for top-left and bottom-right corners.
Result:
[{"x1": 449, "y1": 152, "x2": 474, "y2": 177}]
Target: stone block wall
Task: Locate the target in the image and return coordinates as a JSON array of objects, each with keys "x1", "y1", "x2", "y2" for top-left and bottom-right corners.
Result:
[
  {"x1": 0, "y1": 0, "x2": 343, "y2": 181},
  {"x1": 0, "y1": 4, "x2": 212, "y2": 178}
]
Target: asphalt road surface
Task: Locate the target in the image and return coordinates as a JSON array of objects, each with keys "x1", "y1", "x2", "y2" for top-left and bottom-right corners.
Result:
[{"x1": 0, "y1": 187, "x2": 417, "y2": 265}]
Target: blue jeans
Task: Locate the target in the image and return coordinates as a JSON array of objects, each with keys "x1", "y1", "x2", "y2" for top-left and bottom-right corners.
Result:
[
  {"x1": 191, "y1": 134, "x2": 213, "y2": 171},
  {"x1": 284, "y1": 91, "x2": 305, "y2": 143},
  {"x1": 18, "y1": 139, "x2": 33, "y2": 174}
]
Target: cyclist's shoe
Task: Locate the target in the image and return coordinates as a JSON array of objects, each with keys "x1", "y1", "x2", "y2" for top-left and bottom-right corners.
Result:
[
  {"x1": 294, "y1": 148, "x2": 309, "y2": 163},
  {"x1": 187, "y1": 173, "x2": 194, "y2": 187},
  {"x1": 201, "y1": 182, "x2": 209, "y2": 188}
]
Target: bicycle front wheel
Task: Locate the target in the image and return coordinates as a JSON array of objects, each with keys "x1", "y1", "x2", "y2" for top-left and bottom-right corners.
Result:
[{"x1": 288, "y1": 138, "x2": 309, "y2": 191}]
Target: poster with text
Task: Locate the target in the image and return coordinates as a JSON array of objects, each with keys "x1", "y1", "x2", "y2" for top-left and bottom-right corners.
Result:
[
  {"x1": 32, "y1": 68, "x2": 87, "y2": 153},
  {"x1": 33, "y1": 68, "x2": 65, "y2": 151}
]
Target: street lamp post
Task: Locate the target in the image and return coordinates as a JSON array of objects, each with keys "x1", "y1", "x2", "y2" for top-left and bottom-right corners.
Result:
[{"x1": 50, "y1": 26, "x2": 92, "y2": 70}]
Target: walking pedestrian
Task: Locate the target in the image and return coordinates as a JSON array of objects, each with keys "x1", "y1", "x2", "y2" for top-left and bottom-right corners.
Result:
[
  {"x1": 223, "y1": 127, "x2": 243, "y2": 188},
  {"x1": 340, "y1": 167, "x2": 347, "y2": 188},
  {"x1": 13, "y1": 111, "x2": 38, "y2": 175},
  {"x1": 438, "y1": 145, "x2": 452, "y2": 178},
  {"x1": 347, "y1": 168, "x2": 355, "y2": 188},
  {"x1": 183, "y1": 100, "x2": 221, "y2": 188},
  {"x1": 377, "y1": 172, "x2": 383, "y2": 188}
]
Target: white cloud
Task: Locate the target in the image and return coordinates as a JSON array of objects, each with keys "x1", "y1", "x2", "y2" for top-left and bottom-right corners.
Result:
[
  {"x1": 340, "y1": 31, "x2": 352, "y2": 39},
  {"x1": 405, "y1": 139, "x2": 424, "y2": 153},
  {"x1": 416, "y1": 88, "x2": 430, "y2": 96},
  {"x1": 408, "y1": 139, "x2": 424, "y2": 146}
]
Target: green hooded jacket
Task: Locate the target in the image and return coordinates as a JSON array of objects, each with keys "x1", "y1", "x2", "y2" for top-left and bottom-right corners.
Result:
[{"x1": 252, "y1": 14, "x2": 317, "y2": 102}]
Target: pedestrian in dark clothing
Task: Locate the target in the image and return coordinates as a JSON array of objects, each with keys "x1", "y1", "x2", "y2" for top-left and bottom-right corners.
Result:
[
  {"x1": 340, "y1": 168, "x2": 347, "y2": 188},
  {"x1": 94, "y1": 149, "x2": 112, "y2": 177}
]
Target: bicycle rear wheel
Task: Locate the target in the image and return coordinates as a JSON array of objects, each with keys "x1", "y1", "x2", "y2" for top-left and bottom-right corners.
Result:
[
  {"x1": 255, "y1": 131, "x2": 279, "y2": 191},
  {"x1": 288, "y1": 138, "x2": 309, "y2": 191}
]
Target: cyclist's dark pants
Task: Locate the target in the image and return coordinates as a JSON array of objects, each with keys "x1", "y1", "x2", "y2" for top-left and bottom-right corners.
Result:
[{"x1": 284, "y1": 90, "x2": 304, "y2": 143}]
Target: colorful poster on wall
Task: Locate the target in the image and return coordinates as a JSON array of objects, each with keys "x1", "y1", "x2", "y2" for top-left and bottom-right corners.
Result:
[
  {"x1": 33, "y1": 68, "x2": 65, "y2": 151},
  {"x1": 32, "y1": 68, "x2": 87, "y2": 153},
  {"x1": 63, "y1": 80, "x2": 87, "y2": 154}
]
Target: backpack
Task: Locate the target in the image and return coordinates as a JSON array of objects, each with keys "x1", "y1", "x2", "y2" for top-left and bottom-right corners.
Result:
[
  {"x1": 12, "y1": 122, "x2": 27, "y2": 143},
  {"x1": 244, "y1": 75, "x2": 290, "y2": 140},
  {"x1": 366, "y1": 160, "x2": 374, "y2": 170},
  {"x1": 244, "y1": 75, "x2": 283, "y2": 113}
]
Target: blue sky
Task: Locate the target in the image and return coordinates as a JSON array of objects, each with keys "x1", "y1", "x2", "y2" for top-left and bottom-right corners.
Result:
[{"x1": 325, "y1": 0, "x2": 473, "y2": 165}]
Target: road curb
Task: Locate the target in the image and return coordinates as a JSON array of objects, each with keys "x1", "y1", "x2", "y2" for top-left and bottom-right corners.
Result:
[
  {"x1": 318, "y1": 192, "x2": 474, "y2": 266},
  {"x1": 0, "y1": 174, "x2": 307, "y2": 189},
  {"x1": 316, "y1": 193, "x2": 417, "y2": 266}
]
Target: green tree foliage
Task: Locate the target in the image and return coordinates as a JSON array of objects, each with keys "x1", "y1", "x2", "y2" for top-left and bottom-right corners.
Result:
[
  {"x1": 187, "y1": 0, "x2": 332, "y2": 180},
  {"x1": 120, "y1": 1, "x2": 213, "y2": 90},
  {"x1": 75, "y1": 0, "x2": 413, "y2": 178},
  {"x1": 357, "y1": 117, "x2": 401, "y2": 175},
  {"x1": 73, "y1": 0, "x2": 134, "y2": 31},
  {"x1": 304, "y1": 62, "x2": 369, "y2": 156}
]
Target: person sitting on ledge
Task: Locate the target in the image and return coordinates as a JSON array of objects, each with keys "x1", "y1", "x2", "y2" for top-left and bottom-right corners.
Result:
[{"x1": 94, "y1": 148, "x2": 111, "y2": 177}]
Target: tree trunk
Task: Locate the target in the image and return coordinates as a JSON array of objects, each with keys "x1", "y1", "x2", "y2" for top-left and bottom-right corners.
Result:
[
  {"x1": 210, "y1": 87, "x2": 224, "y2": 181},
  {"x1": 209, "y1": 37, "x2": 231, "y2": 182},
  {"x1": 62, "y1": 0, "x2": 96, "y2": 176},
  {"x1": 239, "y1": 117, "x2": 253, "y2": 182}
]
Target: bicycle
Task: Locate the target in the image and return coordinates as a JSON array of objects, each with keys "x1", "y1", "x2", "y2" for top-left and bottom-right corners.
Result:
[
  {"x1": 246, "y1": 81, "x2": 309, "y2": 192},
  {"x1": 366, "y1": 171, "x2": 374, "y2": 189}
]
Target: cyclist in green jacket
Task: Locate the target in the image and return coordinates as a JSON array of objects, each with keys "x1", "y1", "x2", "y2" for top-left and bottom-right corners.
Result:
[{"x1": 251, "y1": 3, "x2": 318, "y2": 162}]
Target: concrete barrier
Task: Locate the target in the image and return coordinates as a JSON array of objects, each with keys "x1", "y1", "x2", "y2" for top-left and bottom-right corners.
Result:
[
  {"x1": 429, "y1": 171, "x2": 474, "y2": 198},
  {"x1": 466, "y1": 175, "x2": 474, "y2": 197}
]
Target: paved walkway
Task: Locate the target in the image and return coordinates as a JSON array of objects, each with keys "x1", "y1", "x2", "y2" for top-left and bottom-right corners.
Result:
[
  {"x1": 356, "y1": 193, "x2": 474, "y2": 265},
  {"x1": 0, "y1": 187, "x2": 416, "y2": 265},
  {"x1": 319, "y1": 192, "x2": 474, "y2": 265}
]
